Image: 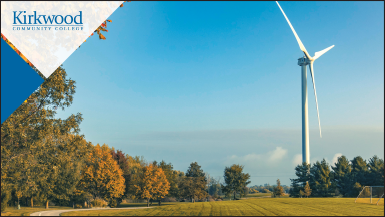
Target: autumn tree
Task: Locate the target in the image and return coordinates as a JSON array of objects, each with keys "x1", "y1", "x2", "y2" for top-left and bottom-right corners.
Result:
[
  {"x1": 304, "y1": 182, "x2": 312, "y2": 198},
  {"x1": 111, "y1": 149, "x2": 131, "y2": 203},
  {"x1": 221, "y1": 164, "x2": 251, "y2": 200},
  {"x1": 157, "y1": 160, "x2": 180, "y2": 198},
  {"x1": 249, "y1": 188, "x2": 259, "y2": 194},
  {"x1": 129, "y1": 164, "x2": 170, "y2": 207},
  {"x1": 77, "y1": 144, "x2": 125, "y2": 205},
  {"x1": 273, "y1": 179, "x2": 285, "y2": 198},
  {"x1": 299, "y1": 190, "x2": 304, "y2": 198}
]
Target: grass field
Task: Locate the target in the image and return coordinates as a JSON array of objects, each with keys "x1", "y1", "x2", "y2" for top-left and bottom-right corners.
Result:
[
  {"x1": 246, "y1": 193, "x2": 272, "y2": 198},
  {"x1": 245, "y1": 193, "x2": 290, "y2": 198},
  {"x1": 61, "y1": 198, "x2": 384, "y2": 216},
  {"x1": 1, "y1": 206, "x2": 72, "y2": 216}
]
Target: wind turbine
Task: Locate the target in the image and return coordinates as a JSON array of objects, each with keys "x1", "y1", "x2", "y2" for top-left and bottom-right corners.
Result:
[{"x1": 276, "y1": 1, "x2": 334, "y2": 164}]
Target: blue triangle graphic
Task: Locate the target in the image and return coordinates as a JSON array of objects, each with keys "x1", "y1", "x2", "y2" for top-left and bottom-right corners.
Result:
[{"x1": 1, "y1": 38, "x2": 44, "y2": 124}]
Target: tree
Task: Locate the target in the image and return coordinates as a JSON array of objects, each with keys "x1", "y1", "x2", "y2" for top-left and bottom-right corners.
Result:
[
  {"x1": 351, "y1": 156, "x2": 368, "y2": 187},
  {"x1": 186, "y1": 162, "x2": 206, "y2": 179},
  {"x1": 39, "y1": 134, "x2": 90, "y2": 209},
  {"x1": 303, "y1": 182, "x2": 312, "y2": 198},
  {"x1": 157, "y1": 160, "x2": 179, "y2": 198},
  {"x1": 273, "y1": 179, "x2": 285, "y2": 197},
  {"x1": 243, "y1": 187, "x2": 249, "y2": 198},
  {"x1": 129, "y1": 164, "x2": 170, "y2": 207},
  {"x1": 77, "y1": 144, "x2": 125, "y2": 204},
  {"x1": 352, "y1": 182, "x2": 363, "y2": 196},
  {"x1": 310, "y1": 159, "x2": 331, "y2": 197},
  {"x1": 179, "y1": 176, "x2": 208, "y2": 202},
  {"x1": 111, "y1": 149, "x2": 131, "y2": 203},
  {"x1": 208, "y1": 178, "x2": 222, "y2": 198},
  {"x1": 221, "y1": 164, "x2": 251, "y2": 200},
  {"x1": 290, "y1": 162, "x2": 310, "y2": 197},
  {"x1": 125, "y1": 155, "x2": 147, "y2": 199},
  {"x1": 299, "y1": 190, "x2": 304, "y2": 198},
  {"x1": 366, "y1": 155, "x2": 384, "y2": 186},
  {"x1": 331, "y1": 155, "x2": 352, "y2": 197},
  {"x1": 249, "y1": 188, "x2": 259, "y2": 194},
  {"x1": 1, "y1": 65, "x2": 82, "y2": 208},
  {"x1": 181, "y1": 162, "x2": 208, "y2": 202},
  {"x1": 1, "y1": 13, "x2": 131, "y2": 208}
]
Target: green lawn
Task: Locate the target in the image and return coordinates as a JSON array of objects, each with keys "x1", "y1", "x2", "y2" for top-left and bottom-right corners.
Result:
[
  {"x1": 1, "y1": 206, "x2": 72, "y2": 216},
  {"x1": 61, "y1": 198, "x2": 384, "y2": 216}
]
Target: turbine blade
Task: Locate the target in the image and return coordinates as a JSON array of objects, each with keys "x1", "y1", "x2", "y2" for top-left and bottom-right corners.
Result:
[
  {"x1": 314, "y1": 45, "x2": 334, "y2": 60},
  {"x1": 276, "y1": 1, "x2": 312, "y2": 60},
  {"x1": 309, "y1": 62, "x2": 322, "y2": 138}
]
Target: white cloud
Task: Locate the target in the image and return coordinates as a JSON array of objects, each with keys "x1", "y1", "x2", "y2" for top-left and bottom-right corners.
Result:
[
  {"x1": 269, "y1": 147, "x2": 288, "y2": 162},
  {"x1": 332, "y1": 153, "x2": 343, "y2": 166},
  {"x1": 293, "y1": 154, "x2": 302, "y2": 166},
  {"x1": 226, "y1": 147, "x2": 288, "y2": 166}
]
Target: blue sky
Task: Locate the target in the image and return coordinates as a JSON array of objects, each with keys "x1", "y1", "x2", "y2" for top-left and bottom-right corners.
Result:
[{"x1": 58, "y1": 1, "x2": 384, "y2": 185}]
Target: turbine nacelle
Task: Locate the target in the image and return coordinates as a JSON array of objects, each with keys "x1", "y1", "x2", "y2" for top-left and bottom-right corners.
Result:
[{"x1": 298, "y1": 57, "x2": 311, "y2": 66}]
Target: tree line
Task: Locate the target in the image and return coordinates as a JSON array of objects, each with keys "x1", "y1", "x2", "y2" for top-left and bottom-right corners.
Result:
[
  {"x1": 249, "y1": 183, "x2": 290, "y2": 194},
  {"x1": 289, "y1": 156, "x2": 384, "y2": 198},
  {"x1": 1, "y1": 65, "x2": 251, "y2": 211}
]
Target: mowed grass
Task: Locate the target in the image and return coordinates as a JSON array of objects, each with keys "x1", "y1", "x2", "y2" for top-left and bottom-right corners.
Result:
[
  {"x1": 246, "y1": 193, "x2": 272, "y2": 198},
  {"x1": 61, "y1": 198, "x2": 384, "y2": 216},
  {"x1": 245, "y1": 193, "x2": 289, "y2": 198},
  {"x1": 1, "y1": 206, "x2": 72, "y2": 216}
]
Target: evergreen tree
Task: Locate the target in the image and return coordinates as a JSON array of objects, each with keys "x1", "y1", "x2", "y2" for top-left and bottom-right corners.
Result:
[
  {"x1": 186, "y1": 162, "x2": 206, "y2": 180},
  {"x1": 310, "y1": 159, "x2": 331, "y2": 197},
  {"x1": 367, "y1": 155, "x2": 384, "y2": 186},
  {"x1": 182, "y1": 162, "x2": 208, "y2": 202},
  {"x1": 290, "y1": 162, "x2": 310, "y2": 197},
  {"x1": 351, "y1": 156, "x2": 368, "y2": 187},
  {"x1": 331, "y1": 155, "x2": 352, "y2": 197}
]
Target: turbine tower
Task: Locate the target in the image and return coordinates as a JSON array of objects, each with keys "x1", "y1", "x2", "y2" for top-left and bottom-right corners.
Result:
[{"x1": 276, "y1": 1, "x2": 334, "y2": 164}]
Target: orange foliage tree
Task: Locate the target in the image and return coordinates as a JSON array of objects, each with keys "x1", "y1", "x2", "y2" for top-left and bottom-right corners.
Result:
[
  {"x1": 87, "y1": 1, "x2": 130, "y2": 41},
  {"x1": 77, "y1": 144, "x2": 125, "y2": 205},
  {"x1": 130, "y1": 164, "x2": 170, "y2": 207}
]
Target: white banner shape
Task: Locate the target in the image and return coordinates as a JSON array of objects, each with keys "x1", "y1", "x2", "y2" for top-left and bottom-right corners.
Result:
[{"x1": 1, "y1": 1, "x2": 123, "y2": 77}]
